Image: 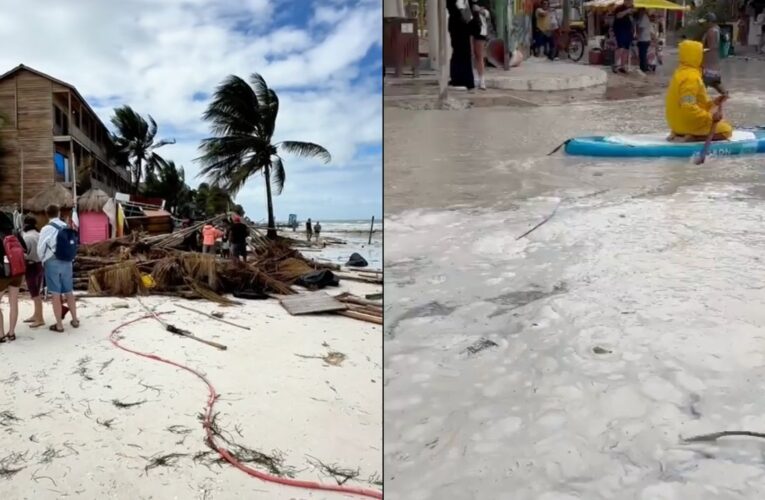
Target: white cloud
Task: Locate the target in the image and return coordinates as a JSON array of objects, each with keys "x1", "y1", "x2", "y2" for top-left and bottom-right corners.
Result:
[{"x1": 0, "y1": 0, "x2": 381, "y2": 220}]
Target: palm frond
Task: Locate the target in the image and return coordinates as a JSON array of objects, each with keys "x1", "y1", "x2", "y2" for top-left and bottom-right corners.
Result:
[
  {"x1": 203, "y1": 75, "x2": 261, "y2": 137},
  {"x1": 278, "y1": 141, "x2": 331, "y2": 163},
  {"x1": 270, "y1": 156, "x2": 285, "y2": 195},
  {"x1": 249, "y1": 74, "x2": 279, "y2": 139}
]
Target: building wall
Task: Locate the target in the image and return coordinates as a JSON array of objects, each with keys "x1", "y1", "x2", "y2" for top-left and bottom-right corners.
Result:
[{"x1": 0, "y1": 70, "x2": 55, "y2": 207}]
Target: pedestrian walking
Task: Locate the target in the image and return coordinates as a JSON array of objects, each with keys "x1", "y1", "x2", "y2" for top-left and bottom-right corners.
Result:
[
  {"x1": 470, "y1": 0, "x2": 491, "y2": 90},
  {"x1": 447, "y1": 0, "x2": 476, "y2": 90},
  {"x1": 306, "y1": 218, "x2": 313, "y2": 242},
  {"x1": 21, "y1": 216, "x2": 44, "y2": 328},
  {"x1": 0, "y1": 212, "x2": 25, "y2": 342},
  {"x1": 37, "y1": 204, "x2": 80, "y2": 333}
]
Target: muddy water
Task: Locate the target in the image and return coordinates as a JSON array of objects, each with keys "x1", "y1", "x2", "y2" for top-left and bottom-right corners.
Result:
[{"x1": 385, "y1": 59, "x2": 765, "y2": 500}]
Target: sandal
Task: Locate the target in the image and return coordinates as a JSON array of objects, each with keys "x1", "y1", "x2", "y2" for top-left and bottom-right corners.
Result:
[
  {"x1": 49, "y1": 324, "x2": 64, "y2": 333},
  {"x1": 30, "y1": 321, "x2": 45, "y2": 329},
  {"x1": 7, "y1": 334, "x2": 15, "y2": 342},
  {"x1": 71, "y1": 319, "x2": 80, "y2": 329},
  {"x1": 0, "y1": 335, "x2": 7, "y2": 343}
]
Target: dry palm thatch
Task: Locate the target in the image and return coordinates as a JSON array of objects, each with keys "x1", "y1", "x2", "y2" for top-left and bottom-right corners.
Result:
[
  {"x1": 88, "y1": 261, "x2": 146, "y2": 296},
  {"x1": 78, "y1": 188, "x2": 111, "y2": 212},
  {"x1": 24, "y1": 183, "x2": 74, "y2": 212},
  {"x1": 271, "y1": 257, "x2": 314, "y2": 283}
]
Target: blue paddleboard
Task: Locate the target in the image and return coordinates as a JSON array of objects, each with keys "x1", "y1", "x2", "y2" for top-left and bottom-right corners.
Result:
[{"x1": 565, "y1": 128, "x2": 765, "y2": 158}]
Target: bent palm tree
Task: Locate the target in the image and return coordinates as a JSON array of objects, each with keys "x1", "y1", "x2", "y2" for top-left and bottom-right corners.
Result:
[
  {"x1": 111, "y1": 105, "x2": 175, "y2": 192},
  {"x1": 198, "y1": 73, "x2": 331, "y2": 239}
]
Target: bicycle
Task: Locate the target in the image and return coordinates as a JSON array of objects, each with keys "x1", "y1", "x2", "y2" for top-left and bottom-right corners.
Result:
[{"x1": 556, "y1": 21, "x2": 587, "y2": 62}]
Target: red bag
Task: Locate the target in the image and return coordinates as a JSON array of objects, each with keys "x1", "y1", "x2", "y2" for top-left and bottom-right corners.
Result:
[{"x1": 2, "y1": 235, "x2": 26, "y2": 278}]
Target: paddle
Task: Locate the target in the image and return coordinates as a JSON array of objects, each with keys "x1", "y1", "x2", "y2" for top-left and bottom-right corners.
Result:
[{"x1": 695, "y1": 97, "x2": 727, "y2": 165}]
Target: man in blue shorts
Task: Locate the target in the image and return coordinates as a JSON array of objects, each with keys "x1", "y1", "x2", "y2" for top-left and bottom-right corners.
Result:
[
  {"x1": 612, "y1": 0, "x2": 636, "y2": 73},
  {"x1": 38, "y1": 204, "x2": 79, "y2": 332}
]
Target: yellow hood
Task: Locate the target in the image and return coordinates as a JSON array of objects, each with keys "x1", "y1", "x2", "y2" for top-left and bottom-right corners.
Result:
[{"x1": 678, "y1": 40, "x2": 704, "y2": 69}]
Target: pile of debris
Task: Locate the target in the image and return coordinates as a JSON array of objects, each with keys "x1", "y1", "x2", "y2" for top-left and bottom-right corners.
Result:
[{"x1": 75, "y1": 217, "x2": 334, "y2": 305}]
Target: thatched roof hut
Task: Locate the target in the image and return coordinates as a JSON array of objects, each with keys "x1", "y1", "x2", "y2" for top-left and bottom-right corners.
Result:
[
  {"x1": 78, "y1": 188, "x2": 110, "y2": 212},
  {"x1": 24, "y1": 183, "x2": 74, "y2": 213}
]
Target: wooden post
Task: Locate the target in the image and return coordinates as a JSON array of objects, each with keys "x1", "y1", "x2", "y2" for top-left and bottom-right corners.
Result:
[
  {"x1": 368, "y1": 216, "x2": 375, "y2": 244},
  {"x1": 19, "y1": 148, "x2": 24, "y2": 209},
  {"x1": 437, "y1": 0, "x2": 448, "y2": 108}
]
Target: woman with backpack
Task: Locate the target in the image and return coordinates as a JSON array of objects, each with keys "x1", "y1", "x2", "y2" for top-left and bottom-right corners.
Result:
[{"x1": 0, "y1": 212, "x2": 25, "y2": 342}]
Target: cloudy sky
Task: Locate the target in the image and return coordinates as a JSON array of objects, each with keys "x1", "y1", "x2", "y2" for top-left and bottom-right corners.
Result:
[{"x1": 1, "y1": 0, "x2": 381, "y2": 222}]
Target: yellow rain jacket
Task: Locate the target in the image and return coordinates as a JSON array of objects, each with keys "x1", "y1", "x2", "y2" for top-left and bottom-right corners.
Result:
[{"x1": 665, "y1": 40, "x2": 732, "y2": 139}]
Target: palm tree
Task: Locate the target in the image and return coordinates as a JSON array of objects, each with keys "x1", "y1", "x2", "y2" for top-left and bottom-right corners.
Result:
[
  {"x1": 111, "y1": 105, "x2": 175, "y2": 193},
  {"x1": 198, "y1": 73, "x2": 331, "y2": 239},
  {"x1": 143, "y1": 158, "x2": 190, "y2": 216}
]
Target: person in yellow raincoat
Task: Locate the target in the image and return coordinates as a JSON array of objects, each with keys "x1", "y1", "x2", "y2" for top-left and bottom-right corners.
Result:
[{"x1": 666, "y1": 40, "x2": 732, "y2": 142}]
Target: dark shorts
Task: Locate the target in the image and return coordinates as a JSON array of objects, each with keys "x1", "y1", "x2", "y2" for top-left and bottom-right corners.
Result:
[
  {"x1": 25, "y1": 262, "x2": 43, "y2": 297},
  {"x1": 703, "y1": 70, "x2": 722, "y2": 86},
  {"x1": 0, "y1": 275, "x2": 23, "y2": 293},
  {"x1": 615, "y1": 32, "x2": 633, "y2": 50},
  {"x1": 230, "y1": 243, "x2": 247, "y2": 258}
]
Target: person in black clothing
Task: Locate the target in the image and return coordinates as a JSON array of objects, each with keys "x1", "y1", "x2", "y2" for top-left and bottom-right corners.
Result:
[
  {"x1": 612, "y1": 0, "x2": 636, "y2": 73},
  {"x1": 447, "y1": 0, "x2": 475, "y2": 90},
  {"x1": 228, "y1": 215, "x2": 249, "y2": 263},
  {"x1": 306, "y1": 218, "x2": 313, "y2": 242}
]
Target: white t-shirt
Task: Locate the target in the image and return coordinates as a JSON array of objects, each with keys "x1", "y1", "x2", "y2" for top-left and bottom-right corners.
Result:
[{"x1": 638, "y1": 15, "x2": 652, "y2": 42}]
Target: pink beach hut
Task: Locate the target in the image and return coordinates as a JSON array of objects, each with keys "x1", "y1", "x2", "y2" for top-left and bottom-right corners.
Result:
[{"x1": 77, "y1": 189, "x2": 111, "y2": 244}]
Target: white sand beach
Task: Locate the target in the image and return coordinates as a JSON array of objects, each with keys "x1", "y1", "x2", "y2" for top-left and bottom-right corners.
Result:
[{"x1": 0, "y1": 281, "x2": 381, "y2": 499}]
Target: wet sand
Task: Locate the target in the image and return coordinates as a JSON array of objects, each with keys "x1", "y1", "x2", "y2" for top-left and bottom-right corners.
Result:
[{"x1": 0, "y1": 284, "x2": 381, "y2": 499}]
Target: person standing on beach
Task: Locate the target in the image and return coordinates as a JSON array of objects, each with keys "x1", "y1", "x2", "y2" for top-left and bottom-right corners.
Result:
[
  {"x1": 228, "y1": 215, "x2": 248, "y2": 263},
  {"x1": 0, "y1": 212, "x2": 24, "y2": 342},
  {"x1": 201, "y1": 223, "x2": 222, "y2": 254},
  {"x1": 38, "y1": 204, "x2": 79, "y2": 333},
  {"x1": 306, "y1": 218, "x2": 313, "y2": 242},
  {"x1": 314, "y1": 221, "x2": 322, "y2": 242},
  {"x1": 21, "y1": 216, "x2": 44, "y2": 328}
]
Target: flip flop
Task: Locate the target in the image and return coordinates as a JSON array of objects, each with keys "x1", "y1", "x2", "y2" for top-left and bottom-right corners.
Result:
[
  {"x1": 30, "y1": 322, "x2": 45, "y2": 329},
  {"x1": 49, "y1": 324, "x2": 64, "y2": 333},
  {"x1": 70, "y1": 319, "x2": 80, "y2": 329}
]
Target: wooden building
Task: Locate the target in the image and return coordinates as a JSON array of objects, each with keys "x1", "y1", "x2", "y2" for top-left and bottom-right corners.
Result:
[{"x1": 0, "y1": 64, "x2": 132, "y2": 209}]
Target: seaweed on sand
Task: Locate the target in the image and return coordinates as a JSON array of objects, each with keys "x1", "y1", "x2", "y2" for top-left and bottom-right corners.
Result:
[
  {"x1": 112, "y1": 399, "x2": 147, "y2": 409},
  {"x1": 142, "y1": 452, "x2": 188, "y2": 473},
  {"x1": 306, "y1": 455, "x2": 360, "y2": 485},
  {"x1": 39, "y1": 446, "x2": 65, "y2": 464},
  {"x1": 0, "y1": 411, "x2": 21, "y2": 427},
  {"x1": 0, "y1": 451, "x2": 28, "y2": 479},
  {"x1": 198, "y1": 412, "x2": 296, "y2": 477}
]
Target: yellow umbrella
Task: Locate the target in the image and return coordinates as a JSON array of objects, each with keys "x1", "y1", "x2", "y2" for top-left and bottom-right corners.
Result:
[{"x1": 584, "y1": 0, "x2": 689, "y2": 10}]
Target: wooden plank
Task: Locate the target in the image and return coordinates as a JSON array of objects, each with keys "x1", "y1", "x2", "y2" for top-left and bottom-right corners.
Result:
[{"x1": 279, "y1": 292, "x2": 348, "y2": 316}]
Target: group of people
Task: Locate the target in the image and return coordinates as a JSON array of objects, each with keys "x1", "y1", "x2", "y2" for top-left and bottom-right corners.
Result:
[
  {"x1": 606, "y1": 0, "x2": 663, "y2": 74},
  {"x1": 200, "y1": 214, "x2": 249, "y2": 263},
  {"x1": 446, "y1": 0, "x2": 492, "y2": 91},
  {"x1": 305, "y1": 218, "x2": 322, "y2": 242},
  {"x1": 0, "y1": 204, "x2": 80, "y2": 342}
]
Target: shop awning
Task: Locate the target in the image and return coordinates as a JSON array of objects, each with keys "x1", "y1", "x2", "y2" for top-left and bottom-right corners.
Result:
[{"x1": 584, "y1": 0, "x2": 689, "y2": 10}]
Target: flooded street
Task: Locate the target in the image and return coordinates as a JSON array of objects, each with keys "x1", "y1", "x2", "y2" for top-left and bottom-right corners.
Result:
[{"x1": 384, "y1": 58, "x2": 765, "y2": 500}]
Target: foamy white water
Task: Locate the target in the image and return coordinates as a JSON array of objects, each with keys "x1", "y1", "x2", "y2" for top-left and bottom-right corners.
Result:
[{"x1": 385, "y1": 183, "x2": 765, "y2": 500}]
